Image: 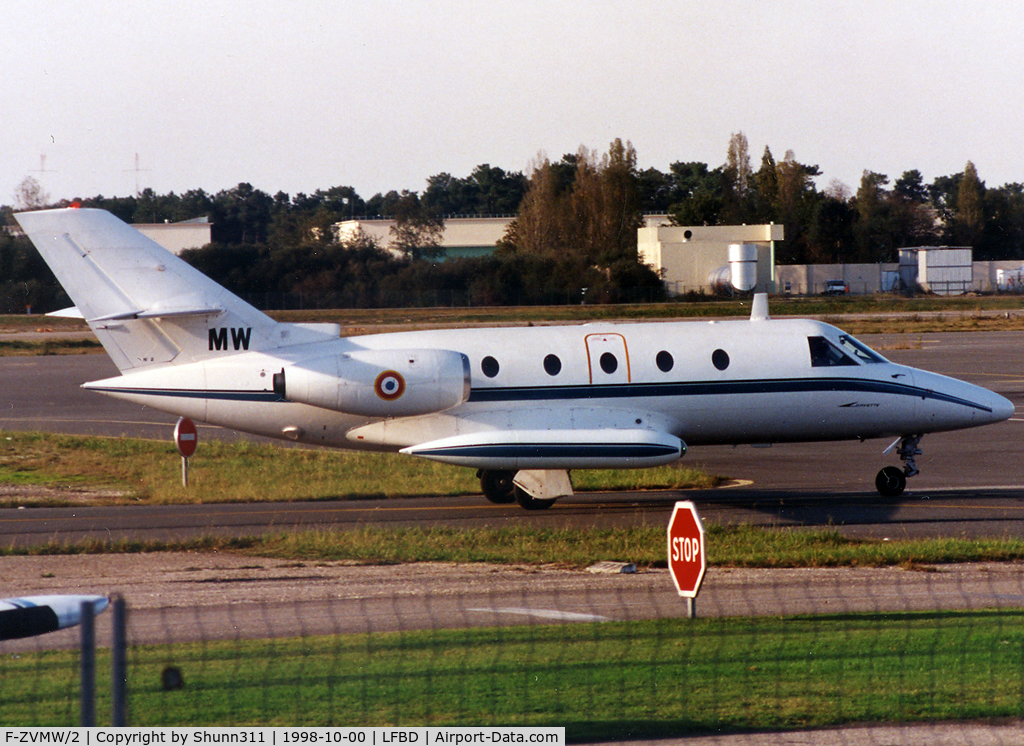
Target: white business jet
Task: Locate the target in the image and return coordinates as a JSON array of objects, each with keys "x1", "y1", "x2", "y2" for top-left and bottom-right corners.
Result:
[{"x1": 15, "y1": 208, "x2": 1014, "y2": 508}]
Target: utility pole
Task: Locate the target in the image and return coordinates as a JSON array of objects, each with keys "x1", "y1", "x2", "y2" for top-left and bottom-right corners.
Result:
[{"x1": 124, "y1": 153, "x2": 150, "y2": 197}]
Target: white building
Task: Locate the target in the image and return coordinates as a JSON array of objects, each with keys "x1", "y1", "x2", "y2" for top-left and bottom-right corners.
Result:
[
  {"x1": 899, "y1": 246, "x2": 973, "y2": 296},
  {"x1": 136, "y1": 217, "x2": 212, "y2": 255},
  {"x1": 334, "y1": 216, "x2": 513, "y2": 260}
]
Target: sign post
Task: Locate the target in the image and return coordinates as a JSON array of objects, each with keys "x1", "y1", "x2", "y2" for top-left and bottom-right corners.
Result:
[
  {"x1": 667, "y1": 501, "x2": 706, "y2": 618},
  {"x1": 174, "y1": 417, "x2": 198, "y2": 487}
]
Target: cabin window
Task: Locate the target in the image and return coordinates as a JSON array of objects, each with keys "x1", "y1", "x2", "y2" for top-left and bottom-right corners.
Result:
[
  {"x1": 481, "y1": 356, "x2": 499, "y2": 378},
  {"x1": 543, "y1": 354, "x2": 562, "y2": 376},
  {"x1": 712, "y1": 349, "x2": 730, "y2": 371},
  {"x1": 599, "y1": 352, "x2": 618, "y2": 374},
  {"x1": 808, "y1": 336, "x2": 858, "y2": 367},
  {"x1": 656, "y1": 350, "x2": 674, "y2": 372}
]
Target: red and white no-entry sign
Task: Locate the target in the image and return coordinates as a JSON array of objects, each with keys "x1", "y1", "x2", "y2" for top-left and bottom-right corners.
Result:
[
  {"x1": 667, "y1": 501, "x2": 706, "y2": 598},
  {"x1": 174, "y1": 417, "x2": 198, "y2": 487},
  {"x1": 174, "y1": 417, "x2": 198, "y2": 458}
]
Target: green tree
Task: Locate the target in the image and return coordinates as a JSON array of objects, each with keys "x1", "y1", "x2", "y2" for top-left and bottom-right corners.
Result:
[
  {"x1": 721, "y1": 131, "x2": 753, "y2": 223},
  {"x1": 389, "y1": 191, "x2": 444, "y2": 260},
  {"x1": 212, "y1": 183, "x2": 275, "y2": 244},
  {"x1": 808, "y1": 196, "x2": 856, "y2": 263},
  {"x1": 853, "y1": 171, "x2": 892, "y2": 262},
  {"x1": 593, "y1": 138, "x2": 641, "y2": 264},
  {"x1": 751, "y1": 147, "x2": 779, "y2": 223},
  {"x1": 954, "y1": 161, "x2": 985, "y2": 247},
  {"x1": 774, "y1": 150, "x2": 822, "y2": 263},
  {"x1": 666, "y1": 162, "x2": 722, "y2": 226},
  {"x1": 894, "y1": 169, "x2": 928, "y2": 203},
  {"x1": 890, "y1": 170, "x2": 939, "y2": 249}
]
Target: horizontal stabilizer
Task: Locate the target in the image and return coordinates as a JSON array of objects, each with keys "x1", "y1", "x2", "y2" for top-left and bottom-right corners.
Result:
[
  {"x1": 0, "y1": 594, "x2": 109, "y2": 640},
  {"x1": 402, "y1": 429, "x2": 684, "y2": 470},
  {"x1": 47, "y1": 307, "x2": 84, "y2": 319}
]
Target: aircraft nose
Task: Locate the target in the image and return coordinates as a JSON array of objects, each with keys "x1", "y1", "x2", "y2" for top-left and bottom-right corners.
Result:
[
  {"x1": 911, "y1": 368, "x2": 1015, "y2": 429},
  {"x1": 964, "y1": 380, "x2": 1014, "y2": 424},
  {"x1": 989, "y1": 391, "x2": 1015, "y2": 423}
]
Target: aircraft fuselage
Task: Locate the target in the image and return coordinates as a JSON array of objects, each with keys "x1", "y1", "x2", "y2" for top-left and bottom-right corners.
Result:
[{"x1": 84, "y1": 316, "x2": 1012, "y2": 468}]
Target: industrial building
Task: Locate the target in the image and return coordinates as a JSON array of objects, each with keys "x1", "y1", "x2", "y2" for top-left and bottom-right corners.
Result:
[{"x1": 637, "y1": 217, "x2": 783, "y2": 294}]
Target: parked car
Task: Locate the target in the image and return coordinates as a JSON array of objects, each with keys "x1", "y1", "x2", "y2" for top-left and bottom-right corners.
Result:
[{"x1": 823, "y1": 280, "x2": 848, "y2": 296}]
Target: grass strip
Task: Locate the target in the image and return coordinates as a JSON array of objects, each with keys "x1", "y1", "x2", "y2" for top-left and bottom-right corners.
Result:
[
  {"x1": 0, "y1": 338, "x2": 101, "y2": 356},
  {"x1": 0, "y1": 431, "x2": 715, "y2": 507},
  {"x1": 7, "y1": 525, "x2": 1024, "y2": 570},
  {"x1": 4, "y1": 611, "x2": 1024, "y2": 738}
]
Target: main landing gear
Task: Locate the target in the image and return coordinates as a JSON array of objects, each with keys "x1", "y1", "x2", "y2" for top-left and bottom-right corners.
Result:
[
  {"x1": 875, "y1": 434, "x2": 922, "y2": 498},
  {"x1": 477, "y1": 469, "x2": 562, "y2": 510},
  {"x1": 478, "y1": 469, "x2": 516, "y2": 504}
]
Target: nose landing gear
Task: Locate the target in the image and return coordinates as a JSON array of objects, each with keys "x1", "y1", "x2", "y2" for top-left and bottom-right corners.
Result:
[{"x1": 875, "y1": 434, "x2": 922, "y2": 498}]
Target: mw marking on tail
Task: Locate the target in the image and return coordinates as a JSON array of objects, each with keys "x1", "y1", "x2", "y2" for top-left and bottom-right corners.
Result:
[{"x1": 209, "y1": 327, "x2": 252, "y2": 351}]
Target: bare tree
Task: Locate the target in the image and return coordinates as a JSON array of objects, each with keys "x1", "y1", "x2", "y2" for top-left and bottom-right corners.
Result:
[{"x1": 14, "y1": 176, "x2": 49, "y2": 211}]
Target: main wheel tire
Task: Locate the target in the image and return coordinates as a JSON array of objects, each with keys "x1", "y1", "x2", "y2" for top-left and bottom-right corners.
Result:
[
  {"x1": 480, "y1": 469, "x2": 516, "y2": 504},
  {"x1": 514, "y1": 487, "x2": 556, "y2": 510},
  {"x1": 875, "y1": 465, "x2": 907, "y2": 498}
]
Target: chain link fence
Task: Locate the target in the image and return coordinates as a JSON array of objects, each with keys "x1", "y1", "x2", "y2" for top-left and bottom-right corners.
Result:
[{"x1": 4, "y1": 562, "x2": 1024, "y2": 742}]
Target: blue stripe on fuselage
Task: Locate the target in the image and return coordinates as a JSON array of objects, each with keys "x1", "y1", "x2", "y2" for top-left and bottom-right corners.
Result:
[
  {"x1": 410, "y1": 443, "x2": 681, "y2": 459},
  {"x1": 87, "y1": 377, "x2": 992, "y2": 413},
  {"x1": 467, "y1": 377, "x2": 993, "y2": 412},
  {"x1": 87, "y1": 387, "x2": 283, "y2": 402}
]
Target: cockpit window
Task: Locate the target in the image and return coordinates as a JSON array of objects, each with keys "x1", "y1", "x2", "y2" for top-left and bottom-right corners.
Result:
[
  {"x1": 808, "y1": 336, "x2": 858, "y2": 367},
  {"x1": 837, "y1": 335, "x2": 886, "y2": 363}
]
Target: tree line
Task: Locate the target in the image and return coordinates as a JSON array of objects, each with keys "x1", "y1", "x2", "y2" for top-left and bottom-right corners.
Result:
[{"x1": 2, "y1": 133, "x2": 1022, "y2": 314}]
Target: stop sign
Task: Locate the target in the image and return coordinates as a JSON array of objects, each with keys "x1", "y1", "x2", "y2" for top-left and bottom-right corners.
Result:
[
  {"x1": 174, "y1": 417, "x2": 198, "y2": 458},
  {"x1": 667, "y1": 501, "x2": 706, "y2": 597}
]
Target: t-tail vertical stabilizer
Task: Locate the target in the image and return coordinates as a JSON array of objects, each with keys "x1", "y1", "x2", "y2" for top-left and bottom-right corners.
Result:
[{"x1": 15, "y1": 207, "x2": 336, "y2": 372}]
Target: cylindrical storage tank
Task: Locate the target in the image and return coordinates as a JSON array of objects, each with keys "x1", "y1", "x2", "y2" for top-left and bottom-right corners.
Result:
[
  {"x1": 728, "y1": 243, "x2": 757, "y2": 291},
  {"x1": 707, "y1": 265, "x2": 731, "y2": 291}
]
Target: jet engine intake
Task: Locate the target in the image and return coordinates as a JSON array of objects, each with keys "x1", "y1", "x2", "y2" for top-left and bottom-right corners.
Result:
[{"x1": 275, "y1": 348, "x2": 470, "y2": 418}]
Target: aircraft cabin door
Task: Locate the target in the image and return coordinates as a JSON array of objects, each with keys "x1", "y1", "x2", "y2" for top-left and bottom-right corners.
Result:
[{"x1": 585, "y1": 333, "x2": 631, "y2": 384}]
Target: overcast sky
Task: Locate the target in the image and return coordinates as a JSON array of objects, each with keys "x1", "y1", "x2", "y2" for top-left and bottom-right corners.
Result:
[{"x1": 5, "y1": 1, "x2": 1023, "y2": 205}]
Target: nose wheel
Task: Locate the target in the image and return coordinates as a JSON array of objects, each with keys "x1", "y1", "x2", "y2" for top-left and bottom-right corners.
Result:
[{"x1": 875, "y1": 434, "x2": 922, "y2": 498}]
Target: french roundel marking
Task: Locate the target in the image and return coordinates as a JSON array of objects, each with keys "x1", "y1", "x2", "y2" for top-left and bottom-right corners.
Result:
[{"x1": 374, "y1": 370, "x2": 406, "y2": 401}]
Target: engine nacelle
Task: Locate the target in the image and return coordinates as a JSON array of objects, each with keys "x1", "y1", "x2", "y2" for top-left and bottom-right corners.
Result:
[{"x1": 274, "y1": 348, "x2": 470, "y2": 418}]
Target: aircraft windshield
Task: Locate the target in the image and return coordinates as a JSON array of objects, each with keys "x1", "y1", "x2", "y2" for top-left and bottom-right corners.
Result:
[
  {"x1": 837, "y1": 335, "x2": 886, "y2": 363},
  {"x1": 808, "y1": 335, "x2": 887, "y2": 367},
  {"x1": 808, "y1": 337, "x2": 857, "y2": 367}
]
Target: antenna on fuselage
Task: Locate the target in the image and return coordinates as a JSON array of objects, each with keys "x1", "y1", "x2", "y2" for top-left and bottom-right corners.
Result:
[{"x1": 750, "y1": 293, "x2": 770, "y2": 321}]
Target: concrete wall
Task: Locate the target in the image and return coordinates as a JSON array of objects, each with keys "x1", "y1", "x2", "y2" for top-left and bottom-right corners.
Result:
[
  {"x1": 776, "y1": 260, "x2": 1024, "y2": 295},
  {"x1": 775, "y1": 263, "x2": 899, "y2": 295}
]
